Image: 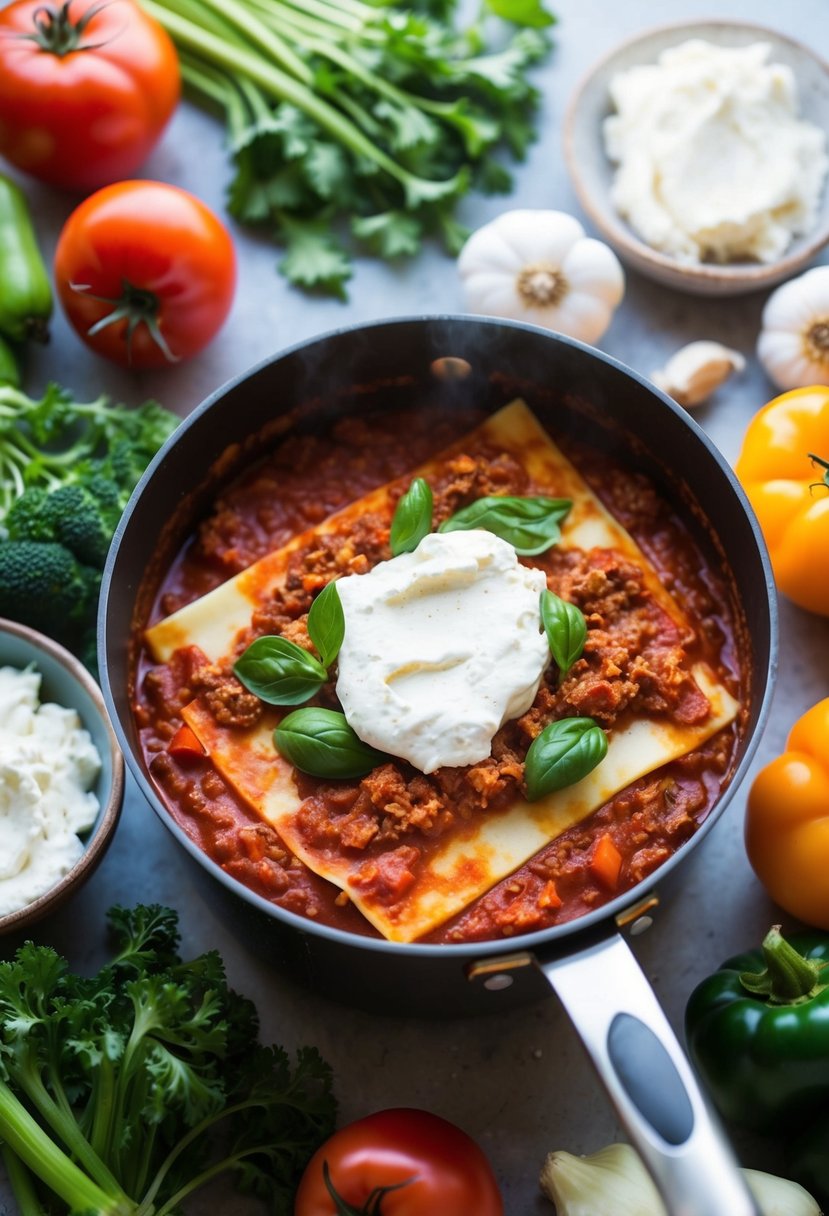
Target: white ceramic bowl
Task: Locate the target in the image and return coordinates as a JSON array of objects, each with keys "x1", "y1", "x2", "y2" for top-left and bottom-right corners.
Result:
[
  {"x1": 0, "y1": 619, "x2": 124, "y2": 936},
  {"x1": 564, "y1": 20, "x2": 829, "y2": 296}
]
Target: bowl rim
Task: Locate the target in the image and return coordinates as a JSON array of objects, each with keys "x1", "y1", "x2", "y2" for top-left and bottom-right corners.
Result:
[
  {"x1": 99, "y1": 314, "x2": 779, "y2": 961},
  {"x1": 0, "y1": 617, "x2": 125, "y2": 935},
  {"x1": 563, "y1": 17, "x2": 829, "y2": 287}
]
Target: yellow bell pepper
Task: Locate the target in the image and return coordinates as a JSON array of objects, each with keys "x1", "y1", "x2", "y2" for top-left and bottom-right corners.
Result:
[
  {"x1": 734, "y1": 386, "x2": 829, "y2": 615},
  {"x1": 745, "y1": 699, "x2": 829, "y2": 930}
]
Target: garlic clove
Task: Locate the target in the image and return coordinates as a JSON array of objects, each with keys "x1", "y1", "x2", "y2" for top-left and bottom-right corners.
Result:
[
  {"x1": 651, "y1": 340, "x2": 746, "y2": 407},
  {"x1": 539, "y1": 1142, "x2": 823, "y2": 1216},
  {"x1": 540, "y1": 1143, "x2": 664, "y2": 1215}
]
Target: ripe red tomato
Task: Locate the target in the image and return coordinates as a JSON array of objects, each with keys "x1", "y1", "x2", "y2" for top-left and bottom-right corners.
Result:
[
  {"x1": 54, "y1": 181, "x2": 236, "y2": 368},
  {"x1": 0, "y1": 0, "x2": 179, "y2": 193},
  {"x1": 294, "y1": 1108, "x2": 504, "y2": 1216}
]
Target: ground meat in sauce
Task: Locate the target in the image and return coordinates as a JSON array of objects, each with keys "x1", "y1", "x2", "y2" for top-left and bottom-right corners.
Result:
[{"x1": 135, "y1": 403, "x2": 742, "y2": 944}]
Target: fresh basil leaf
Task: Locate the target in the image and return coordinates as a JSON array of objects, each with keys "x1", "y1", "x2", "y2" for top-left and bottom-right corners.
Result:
[
  {"x1": 307, "y1": 580, "x2": 345, "y2": 668},
  {"x1": 524, "y1": 717, "x2": 607, "y2": 802},
  {"x1": 540, "y1": 589, "x2": 587, "y2": 682},
  {"x1": 390, "y1": 477, "x2": 434, "y2": 556},
  {"x1": 274, "y1": 708, "x2": 387, "y2": 778},
  {"x1": 438, "y1": 495, "x2": 572, "y2": 555},
  {"x1": 234, "y1": 636, "x2": 327, "y2": 706}
]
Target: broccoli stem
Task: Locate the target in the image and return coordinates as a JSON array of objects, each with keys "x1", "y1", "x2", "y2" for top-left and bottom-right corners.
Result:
[
  {"x1": 0, "y1": 1081, "x2": 132, "y2": 1216},
  {"x1": 139, "y1": 0, "x2": 465, "y2": 206}
]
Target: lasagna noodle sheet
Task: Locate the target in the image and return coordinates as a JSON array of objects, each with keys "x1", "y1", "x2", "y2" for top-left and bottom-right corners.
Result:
[
  {"x1": 182, "y1": 666, "x2": 738, "y2": 942},
  {"x1": 150, "y1": 398, "x2": 740, "y2": 941},
  {"x1": 145, "y1": 399, "x2": 688, "y2": 663}
]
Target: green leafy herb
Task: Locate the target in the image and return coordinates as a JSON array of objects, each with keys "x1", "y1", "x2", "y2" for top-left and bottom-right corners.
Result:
[
  {"x1": 540, "y1": 589, "x2": 587, "y2": 682},
  {"x1": 275, "y1": 707, "x2": 387, "y2": 778},
  {"x1": 484, "y1": 0, "x2": 555, "y2": 29},
  {"x1": 234, "y1": 635, "x2": 327, "y2": 705},
  {"x1": 0, "y1": 905, "x2": 335, "y2": 1216},
  {"x1": 524, "y1": 717, "x2": 607, "y2": 801},
  {"x1": 439, "y1": 495, "x2": 572, "y2": 555},
  {"x1": 139, "y1": 0, "x2": 554, "y2": 296},
  {"x1": 307, "y1": 580, "x2": 345, "y2": 668},
  {"x1": 390, "y1": 477, "x2": 434, "y2": 556}
]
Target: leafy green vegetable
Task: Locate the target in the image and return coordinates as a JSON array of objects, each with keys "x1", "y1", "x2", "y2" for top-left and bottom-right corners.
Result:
[
  {"x1": 275, "y1": 707, "x2": 387, "y2": 778},
  {"x1": 235, "y1": 634, "x2": 329, "y2": 705},
  {"x1": 540, "y1": 589, "x2": 587, "y2": 683},
  {"x1": 524, "y1": 717, "x2": 607, "y2": 801},
  {"x1": 139, "y1": 0, "x2": 554, "y2": 297},
  {"x1": 390, "y1": 477, "x2": 434, "y2": 556},
  {"x1": 0, "y1": 905, "x2": 336, "y2": 1216},
  {"x1": 439, "y1": 495, "x2": 572, "y2": 555},
  {"x1": 0, "y1": 384, "x2": 177, "y2": 670},
  {"x1": 307, "y1": 580, "x2": 345, "y2": 669}
]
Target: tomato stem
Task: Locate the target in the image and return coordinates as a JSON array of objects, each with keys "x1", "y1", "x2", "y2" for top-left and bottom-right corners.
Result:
[
  {"x1": 70, "y1": 279, "x2": 180, "y2": 365},
  {"x1": 22, "y1": 0, "x2": 115, "y2": 55},
  {"x1": 321, "y1": 1160, "x2": 416, "y2": 1216}
]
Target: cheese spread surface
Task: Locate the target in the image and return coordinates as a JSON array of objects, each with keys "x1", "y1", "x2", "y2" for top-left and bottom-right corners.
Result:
[
  {"x1": 604, "y1": 39, "x2": 828, "y2": 264},
  {"x1": 335, "y1": 529, "x2": 550, "y2": 773},
  {"x1": 0, "y1": 666, "x2": 101, "y2": 917}
]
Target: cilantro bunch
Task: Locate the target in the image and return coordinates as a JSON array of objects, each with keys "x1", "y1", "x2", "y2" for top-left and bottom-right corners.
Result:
[
  {"x1": 0, "y1": 384, "x2": 178, "y2": 670},
  {"x1": 138, "y1": 0, "x2": 554, "y2": 296},
  {"x1": 0, "y1": 905, "x2": 336, "y2": 1216}
]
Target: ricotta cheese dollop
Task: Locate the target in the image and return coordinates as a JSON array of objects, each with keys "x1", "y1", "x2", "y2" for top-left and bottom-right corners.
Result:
[
  {"x1": 0, "y1": 665, "x2": 101, "y2": 918},
  {"x1": 335, "y1": 530, "x2": 550, "y2": 773},
  {"x1": 603, "y1": 39, "x2": 829, "y2": 264}
]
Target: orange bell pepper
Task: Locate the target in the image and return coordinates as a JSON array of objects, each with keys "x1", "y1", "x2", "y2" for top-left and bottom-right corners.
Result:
[
  {"x1": 734, "y1": 386, "x2": 829, "y2": 615},
  {"x1": 745, "y1": 698, "x2": 829, "y2": 930}
]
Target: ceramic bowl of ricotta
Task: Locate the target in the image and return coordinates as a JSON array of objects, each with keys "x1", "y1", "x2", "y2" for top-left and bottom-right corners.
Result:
[
  {"x1": 564, "y1": 21, "x2": 829, "y2": 295},
  {"x1": 0, "y1": 619, "x2": 124, "y2": 936}
]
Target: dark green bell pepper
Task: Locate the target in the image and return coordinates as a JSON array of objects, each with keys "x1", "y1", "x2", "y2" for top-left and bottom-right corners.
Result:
[
  {"x1": 684, "y1": 925, "x2": 829, "y2": 1133},
  {"x1": 787, "y1": 1107, "x2": 829, "y2": 1208}
]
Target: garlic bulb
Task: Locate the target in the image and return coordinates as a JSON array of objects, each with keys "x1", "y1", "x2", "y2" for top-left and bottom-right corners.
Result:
[
  {"x1": 651, "y1": 340, "x2": 745, "y2": 407},
  {"x1": 539, "y1": 1142, "x2": 822, "y2": 1216},
  {"x1": 457, "y1": 210, "x2": 625, "y2": 345},
  {"x1": 757, "y1": 266, "x2": 829, "y2": 390}
]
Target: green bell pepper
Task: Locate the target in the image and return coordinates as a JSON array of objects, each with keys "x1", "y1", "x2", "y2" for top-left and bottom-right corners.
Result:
[
  {"x1": 787, "y1": 1108, "x2": 829, "y2": 1208},
  {"x1": 684, "y1": 925, "x2": 829, "y2": 1133}
]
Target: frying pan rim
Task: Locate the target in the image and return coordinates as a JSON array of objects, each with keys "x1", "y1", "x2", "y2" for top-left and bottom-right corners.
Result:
[{"x1": 99, "y1": 314, "x2": 779, "y2": 961}]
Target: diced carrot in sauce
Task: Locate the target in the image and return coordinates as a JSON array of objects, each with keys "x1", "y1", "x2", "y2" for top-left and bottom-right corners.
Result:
[
  {"x1": 538, "y1": 880, "x2": 562, "y2": 910},
  {"x1": 590, "y1": 833, "x2": 622, "y2": 889},
  {"x1": 167, "y1": 723, "x2": 206, "y2": 760}
]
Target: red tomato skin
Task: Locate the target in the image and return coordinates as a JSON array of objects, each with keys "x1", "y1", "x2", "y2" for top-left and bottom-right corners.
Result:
[
  {"x1": 0, "y1": 0, "x2": 179, "y2": 192},
  {"x1": 54, "y1": 181, "x2": 236, "y2": 368},
  {"x1": 294, "y1": 1108, "x2": 504, "y2": 1216}
]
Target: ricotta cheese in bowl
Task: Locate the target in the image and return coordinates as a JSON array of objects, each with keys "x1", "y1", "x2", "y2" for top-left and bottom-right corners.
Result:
[
  {"x1": 335, "y1": 529, "x2": 549, "y2": 773},
  {"x1": 0, "y1": 664, "x2": 102, "y2": 917},
  {"x1": 603, "y1": 39, "x2": 829, "y2": 264}
]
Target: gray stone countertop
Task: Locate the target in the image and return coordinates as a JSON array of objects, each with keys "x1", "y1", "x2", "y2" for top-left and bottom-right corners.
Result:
[{"x1": 2, "y1": 0, "x2": 829, "y2": 1212}]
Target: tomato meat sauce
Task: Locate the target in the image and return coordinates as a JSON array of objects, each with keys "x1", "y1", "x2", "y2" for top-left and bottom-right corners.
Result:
[{"x1": 133, "y1": 403, "x2": 743, "y2": 944}]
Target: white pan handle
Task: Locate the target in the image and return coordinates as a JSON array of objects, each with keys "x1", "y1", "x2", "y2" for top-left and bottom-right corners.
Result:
[{"x1": 537, "y1": 930, "x2": 761, "y2": 1216}]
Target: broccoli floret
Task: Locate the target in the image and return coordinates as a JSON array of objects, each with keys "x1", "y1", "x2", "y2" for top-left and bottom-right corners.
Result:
[
  {"x1": 43, "y1": 484, "x2": 112, "y2": 568},
  {"x1": 83, "y1": 469, "x2": 127, "y2": 528},
  {"x1": 0, "y1": 541, "x2": 100, "y2": 638},
  {"x1": 4, "y1": 487, "x2": 56, "y2": 543}
]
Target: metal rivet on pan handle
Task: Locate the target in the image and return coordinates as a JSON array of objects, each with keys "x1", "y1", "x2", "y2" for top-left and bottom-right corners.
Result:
[
  {"x1": 466, "y1": 951, "x2": 534, "y2": 990},
  {"x1": 615, "y1": 894, "x2": 660, "y2": 936}
]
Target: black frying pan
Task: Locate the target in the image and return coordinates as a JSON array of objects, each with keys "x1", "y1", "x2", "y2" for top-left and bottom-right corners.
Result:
[{"x1": 100, "y1": 317, "x2": 776, "y2": 1216}]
